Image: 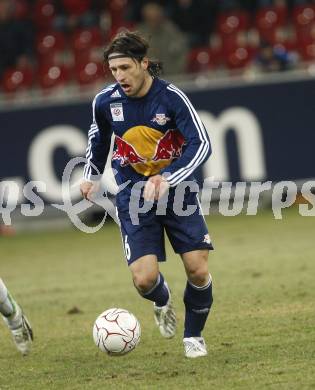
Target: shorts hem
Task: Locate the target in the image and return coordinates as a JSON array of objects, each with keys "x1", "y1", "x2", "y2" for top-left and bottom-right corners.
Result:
[
  {"x1": 175, "y1": 244, "x2": 214, "y2": 255},
  {"x1": 128, "y1": 251, "x2": 166, "y2": 266}
]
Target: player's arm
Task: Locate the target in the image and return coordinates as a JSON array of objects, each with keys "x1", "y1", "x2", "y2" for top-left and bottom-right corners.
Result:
[
  {"x1": 81, "y1": 95, "x2": 112, "y2": 200},
  {"x1": 160, "y1": 85, "x2": 211, "y2": 187}
]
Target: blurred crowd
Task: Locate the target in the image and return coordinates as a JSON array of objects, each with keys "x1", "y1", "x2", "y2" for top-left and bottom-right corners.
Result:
[{"x1": 1, "y1": 0, "x2": 315, "y2": 94}]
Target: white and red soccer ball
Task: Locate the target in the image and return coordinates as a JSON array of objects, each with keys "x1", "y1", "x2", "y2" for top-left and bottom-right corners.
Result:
[{"x1": 93, "y1": 308, "x2": 141, "y2": 356}]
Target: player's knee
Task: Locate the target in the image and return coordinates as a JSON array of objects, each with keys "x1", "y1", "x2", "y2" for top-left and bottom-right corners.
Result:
[
  {"x1": 132, "y1": 272, "x2": 158, "y2": 294},
  {"x1": 187, "y1": 266, "x2": 209, "y2": 287}
]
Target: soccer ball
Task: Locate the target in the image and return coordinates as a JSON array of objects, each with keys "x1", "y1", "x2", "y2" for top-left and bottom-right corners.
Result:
[{"x1": 93, "y1": 308, "x2": 141, "y2": 356}]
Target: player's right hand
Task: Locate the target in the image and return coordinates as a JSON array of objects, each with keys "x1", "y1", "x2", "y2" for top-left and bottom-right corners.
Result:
[
  {"x1": 144, "y1": 175, "x2": 170, "y2": 201},
  {"x1": 80, "y1": 181, "x2": 99, "y2": 201}
]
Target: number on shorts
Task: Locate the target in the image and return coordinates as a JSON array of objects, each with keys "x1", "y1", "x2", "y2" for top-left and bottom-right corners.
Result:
[{"x1": 124, "y1": 235, "x2": 131, "y2": 261}]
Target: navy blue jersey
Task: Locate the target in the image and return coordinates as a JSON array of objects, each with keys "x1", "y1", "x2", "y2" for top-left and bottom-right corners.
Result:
[{"x1": 83, "y1": 78, "x2": 211, "y2": 189}]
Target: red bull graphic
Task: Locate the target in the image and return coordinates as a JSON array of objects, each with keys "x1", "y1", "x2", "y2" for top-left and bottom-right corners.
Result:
[
  {"x1": 112, "y1": 137, "x2": 146, "y2": 166},
  {"x1": 152, "y1": 129, "x2": 185, "y2": 161},
  {"x1": 112, "y1": 126, "x2": 185, "y2": 176}
]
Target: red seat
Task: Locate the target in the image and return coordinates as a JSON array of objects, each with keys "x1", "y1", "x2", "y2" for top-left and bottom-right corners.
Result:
[
  {"x1": 38, "y1": 64, "x2": 69, "y2": 89},
  {"x1": 217, "y1": 11, "x2": 250, "y2": 36},
  {"x1": 36, "y1": 31, "x2": 66, "y2": 55},
  {"x1": 71, "y1": 27, "x2": 103, "y2": 52},
  {"x1": 295, "y1": 24, "x2": 313, "y2": 45},
  {"x1": 221, "y1": 31, "x2": 240, "y2": 55},
  {"x1": 33, "y1": 0, "x2": 57, "y2": 30},
  {"x1": 221, "y1": 31, "x2": 249, "y2": 60},
  {"x1": 74, "y1": 45, "x2": 104, "y2": 68},
  {"x1": 2, "y1": 66, "x2": 34, "y2": 93},
  {"x1": 295, "y1": 24, "x2": 315, "y2": 46},
  {"x1": 107, "y1": 0, "x2": 129, "y2": 28},
  {"x1": 292, "y1": 5, "x2": 315, "y2": 28},
  {"x1": 293, "y1": 5, "x2": 315, "y2": 45},
  {"x1": 299, "y1": 40, "x2": 315, "y2": 61},
  {"x1": 187, "y1": 47, "x2": 218, "y2": 73},
  {"x1": 255, "y1": 6, "x2": 288, "y2": 42},
  {"x1": 225, "y1": 45, "x2": 252, "y2": 70},
  {"x1": 62, "y1": 0, "x2": 91, "y2": 16},
  {"x1": 36, "y1": 31, "x2": 67, "y2": 66},
  {"x1": 73, "y1": 48, "x2": 91, "y2": 67},
  {"x1": 13, "y1": 0, "x2": 30, "y2": 20},
  {"x1": 75, "y1": 60, "x2": 104, "y2": 85}
]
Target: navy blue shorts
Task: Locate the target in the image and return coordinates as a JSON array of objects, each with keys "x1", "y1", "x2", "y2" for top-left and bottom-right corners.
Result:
[{"x1": 116, "y1": 190, "x2": 214, "y2": 265}]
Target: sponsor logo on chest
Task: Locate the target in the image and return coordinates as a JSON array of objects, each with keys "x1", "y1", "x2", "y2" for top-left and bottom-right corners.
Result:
[
  {"x1": 151, "y1": 113, "x2": 171, "y2": 126},
  {"x1": 110, "y1": 103, "x2": 124, "y2": 121}
]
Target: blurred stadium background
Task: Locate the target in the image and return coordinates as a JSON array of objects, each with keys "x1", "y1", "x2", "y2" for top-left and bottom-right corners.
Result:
[
  {"x1": 0, "y1": 1, "x2": 315, "y2": 389},
  {"x1": 1, "y1": 0, "x2": 315, "y2": 230}
]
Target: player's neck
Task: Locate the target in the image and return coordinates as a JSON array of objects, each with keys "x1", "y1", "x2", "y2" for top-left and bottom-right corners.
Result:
[{"x1": 135, "y1": 74, "x2": 154, "y2": 98}]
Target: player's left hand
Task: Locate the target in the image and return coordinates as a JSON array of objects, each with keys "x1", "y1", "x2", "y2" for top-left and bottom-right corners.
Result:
[
  {"x1": 80, "y1": 180, "x2": 100, "y2": 201},
  {"x1": 144, "y1": 175, "x2": 170, "y2": 202}
]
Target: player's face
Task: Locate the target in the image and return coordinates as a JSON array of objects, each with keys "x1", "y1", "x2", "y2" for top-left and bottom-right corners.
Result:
[{"x1": 108, "y1": 57, "x2": 151, "y2": 97}]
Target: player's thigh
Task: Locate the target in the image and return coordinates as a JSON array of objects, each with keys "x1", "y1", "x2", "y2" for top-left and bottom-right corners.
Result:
[{"x1": 117, "y1": 208, "x2": 166, "y2": 265}]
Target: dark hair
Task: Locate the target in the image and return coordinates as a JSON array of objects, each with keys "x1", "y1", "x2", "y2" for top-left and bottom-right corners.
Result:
[{"x1": 103, "y1": 30, "x2": 163, "y2": 77}]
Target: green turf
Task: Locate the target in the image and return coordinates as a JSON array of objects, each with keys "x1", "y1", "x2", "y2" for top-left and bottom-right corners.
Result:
[{"x1": 0, "y1": 208, "x2": 314, "y2": 389}]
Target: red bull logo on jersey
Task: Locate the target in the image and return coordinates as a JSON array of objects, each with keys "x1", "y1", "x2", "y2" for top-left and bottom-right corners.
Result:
[
  {"x1": 151, "y1": 113, "x2": 171, "y2": 126},
  {"x1": 152, "y1": 129, "x2": 184, "y2": 161},
  {"x1": 112, "y1": 136, "x2": 146, "y2": 166},
  {"x1": 112, "y1": 126, "x2": 185, "y2": 176}
]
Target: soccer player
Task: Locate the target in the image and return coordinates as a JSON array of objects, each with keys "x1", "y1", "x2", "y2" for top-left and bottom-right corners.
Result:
[
  {"x1": 80, "y1": 31, "x2": 214, "y2": 358},
  {"x1": 0, "y1": 278, "x2": 33, "y2": 355}
]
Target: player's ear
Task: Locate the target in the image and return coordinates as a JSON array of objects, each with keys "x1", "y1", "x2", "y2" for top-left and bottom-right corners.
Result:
[{"x1": 141, "y1": 57, "x2": 149, "y2": 71}]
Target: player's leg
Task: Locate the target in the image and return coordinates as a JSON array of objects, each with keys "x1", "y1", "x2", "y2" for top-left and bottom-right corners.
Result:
[
  {"x1": 181, "y1": 250, "x2": 213, "y2": 357},
  {"x1": 164, "y1": 192, "x2": 213, "y2": 356},
  {"x1": 128, "y1": 254, "x2": 176, "y2": 338},
  {"x1": 117, "y1": 203, "x2": 177, "y2": 338},
  {"x1": 0, "y1": 278, "x2": 33, "y2": 355},
  {"x1": 182, "y1": 249, "x2": 213, "y2": 337},
  {"x1": 129, "y1": 254, "x2": 166, "y2": 304},
  {"x1": 0, "y1": 278, "x2": 16, "y2": 317}
]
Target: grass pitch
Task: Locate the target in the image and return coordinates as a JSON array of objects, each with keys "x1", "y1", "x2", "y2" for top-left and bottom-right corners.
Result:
[{"x1": 0, "y1": 208, "x2": 314, "y2": 389}]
